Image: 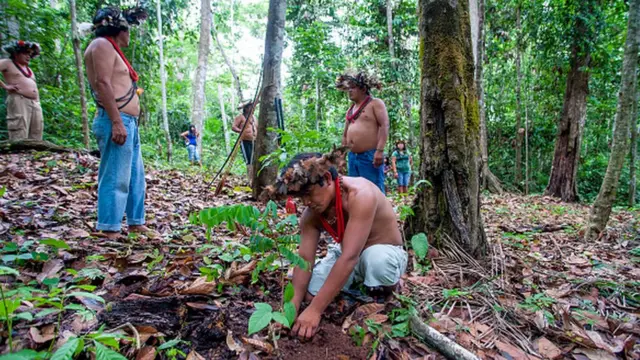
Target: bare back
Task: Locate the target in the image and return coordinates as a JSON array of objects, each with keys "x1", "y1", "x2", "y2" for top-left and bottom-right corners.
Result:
[
  {"x1": 0, "y1": 59, "x2": 39, "y2": 100},
  {"x1": 84, "y1": 37, "x2": 139, "y2": 116},
  {"x1": 344, "y1": 99, "x2": 385, "y2": 153}
]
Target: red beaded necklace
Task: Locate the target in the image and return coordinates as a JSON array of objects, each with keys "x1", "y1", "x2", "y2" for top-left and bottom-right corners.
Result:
[
  {"x1": 12, "y1": 60, "x2": 32, "y2": 78},
  {"x1": 345, "y1": 95, "x2": 372, "y2": 123}
]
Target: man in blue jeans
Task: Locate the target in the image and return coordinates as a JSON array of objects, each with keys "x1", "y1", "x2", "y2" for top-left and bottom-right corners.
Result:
[
  {"x1": 337, "y1": 71, "x2": 389, "y2": 194},
  {"x1": 84, "y1": 7, "x2": 158, "y2": 239}
]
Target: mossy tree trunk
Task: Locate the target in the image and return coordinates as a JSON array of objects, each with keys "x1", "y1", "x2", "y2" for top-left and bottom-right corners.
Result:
[
  {"x1": 406, "y1": 0, "x2": 487, "y2": 257},
  {"x1": 545, "y1": 1, "x2": 597, "y2": 202},
  {"x1": 586, "y1": 0, "x2": 640, "y2": 240},
  {"x1": 252, "y1": 0, "x2": 286, "y2": 198}
]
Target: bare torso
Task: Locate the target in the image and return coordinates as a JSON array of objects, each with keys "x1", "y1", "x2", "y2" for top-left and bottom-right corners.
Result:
[
  {"x1": 0, "y1": 59, "x2": 39, "y2": 100},
  {"x1": 233, "y1": 114, "x2": 257, "y2": 141},
  {"x1": 84, "y1": 38, "x2": 140, "y2": 116},
  {"x1": 310, "y1": 176, "x2": 402, "y2": 249},
  {"x1": 344, "y1": 99, "x2": 383, "y2": 153}
]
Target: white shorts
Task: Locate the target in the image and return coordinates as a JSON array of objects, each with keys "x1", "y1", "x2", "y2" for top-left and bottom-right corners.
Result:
[{"x1": 307, "y1": 243, "x2": 408, "y2": 296}]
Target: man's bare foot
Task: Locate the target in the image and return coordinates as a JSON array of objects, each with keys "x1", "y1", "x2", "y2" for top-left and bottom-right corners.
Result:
[{"x1": 128, "y1": 225, "x2": 161, "y2": 239}]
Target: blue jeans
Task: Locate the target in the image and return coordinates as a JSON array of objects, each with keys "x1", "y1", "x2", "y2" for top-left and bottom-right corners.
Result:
[
  {"x1": 93, "y1": 109, "x2": 145, "y2": 231},
  {"x1": 397, "y1": 172, "x2": 411, "y2": 187},
  {"x1": 187, "y1": 144, "x2": 200, "y2": 162},
  {"x1": 348, "y1": 149, "x2": 385, "y2": 194}
]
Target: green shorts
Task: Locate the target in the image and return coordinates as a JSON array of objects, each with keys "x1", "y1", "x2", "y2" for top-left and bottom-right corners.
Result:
[{"x1": 307, "y1": 244, "x2": 408, "y2": 296}]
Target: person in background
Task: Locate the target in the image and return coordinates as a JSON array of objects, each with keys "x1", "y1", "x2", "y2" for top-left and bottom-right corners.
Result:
[
  {"x1": 181, "y1": 124, "x2": 201, "y2": 166},
  {"x1": 391, "y1": 140, "x2": 412, "y2": 194},
  {"x1": 0, "y1": 40, "x2": 43, "y2": 140},
  {"x1": 232, "y1": 100, "x2": 257, "y2": 183},
  {"x1": 337, "y1": 71, "x2": 389, "y2": 194},
  {"x1": 84, "y1": 6, "x2": 158, "y2": 239}
]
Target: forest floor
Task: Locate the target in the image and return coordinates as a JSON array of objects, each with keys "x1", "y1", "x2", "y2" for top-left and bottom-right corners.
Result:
[{"x1": 0, "y1": 151, "x2": 638, "y2": 360}]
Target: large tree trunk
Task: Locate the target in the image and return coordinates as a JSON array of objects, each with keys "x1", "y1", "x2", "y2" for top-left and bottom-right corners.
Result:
[
  {"x1": 212, "y1": 22, "x2": 243, "y2": 102},
  {"x1": 403, "y1": 93, "x2": 414, "y2": 148},
  {"x1": 70, "y1": 0, "x2": 90, "y2": 150},
  {"x1": 156, "y1": 0, "x2": 172, "y2": 162},
  {"x1": 406, "y1": 0, "x2": 487, "y2": 257},
  {"x1": 471, "y1": 0, "x2": 502, "y2": 194},
  {"x1": 545, "y1": 5, "x2": 594, "y2": 202},
  {"x1": 192, "y1": 0, "x2": 211, "y2": 157},
  {"x1": 586, "y1": 0, "x2": 640, "y2": 240},
  {"x1": 514, "y1": 6, "x2": 523, "y2": 190},
  {"x1": 252, "y1": 0, "x2": 286, "y2": 198},
  {"x1": 217, "y1": 84, "x2": 231, "y2": 154},
  {"x1": 628, "y1": 89, "x2": 638, "y2": 207}
]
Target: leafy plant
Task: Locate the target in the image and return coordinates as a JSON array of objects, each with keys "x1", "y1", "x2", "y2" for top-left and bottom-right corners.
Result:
[
  {"x1": 248, "y1": 282, "x2": 297, "y2": 335},
  {"x1": 410, "y1": 233, "x2": 429, "y2": 261}
]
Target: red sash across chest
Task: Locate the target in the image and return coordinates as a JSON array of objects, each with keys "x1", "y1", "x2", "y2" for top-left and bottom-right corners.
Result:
[
  {"x1": 105, "y1": 36, "x2": 139, "y2": 82},
  {"x1": 320, "y1": 177, "x2": 345, "y2": 244}
]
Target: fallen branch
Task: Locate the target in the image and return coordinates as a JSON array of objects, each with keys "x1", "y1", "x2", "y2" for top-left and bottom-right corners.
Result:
[
  {"x1": 499, "y1": 223, "x2": 570, "y2": 234},
  {"x1": 409, "y1": 313, "x2": 480, "y2": 360},
  {"x1": 0, "y1": 139, "x2": 84, "y2": 154}
]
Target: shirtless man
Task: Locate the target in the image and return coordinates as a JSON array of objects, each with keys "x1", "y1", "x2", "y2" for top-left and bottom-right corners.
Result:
[
  {"x1": 337, "y1": 71, "x2": 389, "y2": 194},
  {"x1": 232, "y1": 100, "x2": 257, "y2": 181},
  {"x1": 264, "y1": 151, "x2": 407, "y2": 339},
  {"x1": 0, "y1": 41, "x2": 43, "y2": 140},
  {"x1": 84, "y1": 6, "x2": 156, "y2": 239}
]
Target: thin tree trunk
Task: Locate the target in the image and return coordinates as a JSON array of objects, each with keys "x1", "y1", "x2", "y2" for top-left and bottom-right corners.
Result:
[
  {"x1": 524, "y1": 74, "x2": 530, "y2": 195},
  {"x1": 230, "y1": 0, "x2": 236, "y2": 110},
  {"x1": 514, "y1": 6, "x2": 523, "y2": 189},
  {"x1": 212, "y1": 22, "x2": 243, "y2": 102},
  {"x1": 472, "y1": 0, "x2": 502, "y2": 194},
  {"x1": 403, "y1": 93, "x2": 413, "y2": 148},
  {"x1": 315, "y1": 78, "x2": 320, "y2": 131},
  {"x1": 629, "y1": 89, "x2": 638, "y2": 206},
  {"x1": 156, "y1": 0, "x2": 172, "y2": 162},
  {"x1": 69, "y1": 0, "x2": 90, "y2": 150},
  {"x1": 192, "y1": 0, "x2": 211, "y2": 157},
  {"x1": 386, "y1": 0, "x2": 394, "y2": 59},
  {"x1": 586, "y1": 0, "x2": 640, "y2": 240},
  {"x1": 406, "y1": 0, "x2": 487, "y2": 257},
  {"x1": 252, "y1": 0, "x2": 286, "y2": 198},
  {"x1": 218, "y1": 84, "x2": 231, "y2": 154}
]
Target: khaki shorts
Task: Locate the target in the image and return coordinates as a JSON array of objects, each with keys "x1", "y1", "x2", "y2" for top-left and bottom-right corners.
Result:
[
  {"x1": 308, "y1": 243, "x2": 408, "y2": 296},
  {"x1": 6, "y1": 93, "x2": 43, "y2": 140}
]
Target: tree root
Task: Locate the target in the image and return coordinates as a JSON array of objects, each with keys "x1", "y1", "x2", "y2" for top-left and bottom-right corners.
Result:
[{"x1": 409, "y1": 313, "x2": 480, "y2": 360}]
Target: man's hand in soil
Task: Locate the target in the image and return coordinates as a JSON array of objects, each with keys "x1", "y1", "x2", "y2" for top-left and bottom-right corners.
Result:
[
  {"x1": 292, "y1": 307, "x2": 321, "y2": 340},
  {"x1": 373, "y1": 150, "x2": 384, "y2": 168},
  {"x1": 111, "y1": 121, "x2": 127, "y2": 145}
]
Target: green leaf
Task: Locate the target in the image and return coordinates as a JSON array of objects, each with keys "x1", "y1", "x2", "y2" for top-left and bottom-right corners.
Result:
[
  {"x1": 14, "y1": 311, "x2": 34, "y2": 321},
  {"x1": 0, "y1": 349, "x2": 45, "y2": 360},
  {"x1": 248, "y1": 303, "x2": 273, "y2": 335},
  {"x1": 0, "y1": 299, "x2": 21, "y2": 319},
  {"x1": 0, "y1": 186, "x2": 5, "y2": 197},
  {"x1": 66, "y1": 292, "x2": 105, "y2": 304},
  {"x1": 39, "y1": 239, "x2": 71, "y2": 250},
  {"x1": 411, "y1": 233, "x2": 429, "y2": 260},
  {"x1": 157, "y1": 338, "x2": 182, "y2": 350},
  {"x1": 272, "y1": 311, "x2": 290, "y2": 328},
  {"x1": 0, "y1": 265, "x2": 19, "y2": 276},
  {"x1": 35, "y1": 308, "x2": 61, "y2": 318},
  {"x1": 94, "y1": 341, "x2": 126, "y2": 360},
  {"x1": 51, "y1": 337, "x2": 81, "y2": 360},
  {"x1": 283, "y1": 283, "x2": 295, "y2": 303},
  {"x1": 284, "y1": 301, "x2": 296, "y2": 327},
  {"x1": 282, "y1": 248, "x2": 309, "y2": 271},
  {"x1": 249, "y1": 235, "x2": 274, "y2": 253}
]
